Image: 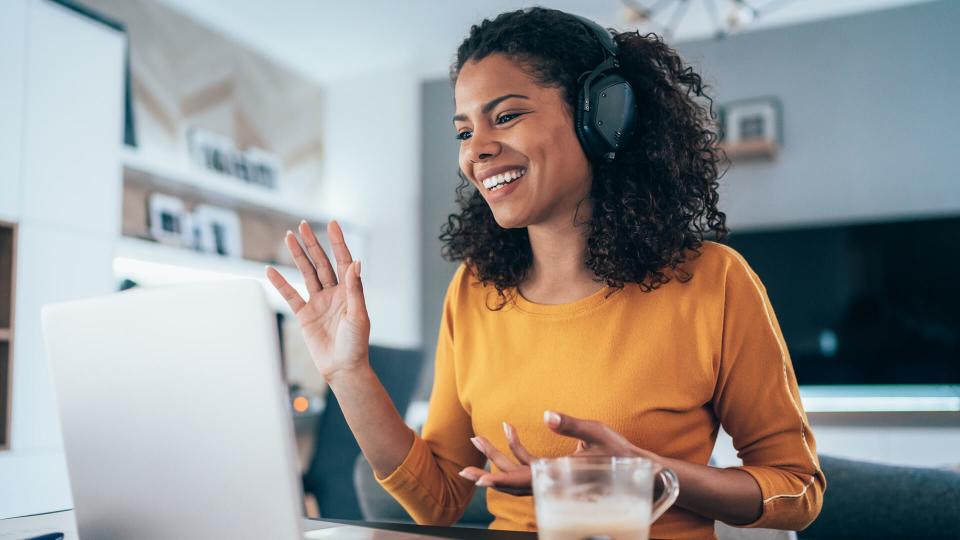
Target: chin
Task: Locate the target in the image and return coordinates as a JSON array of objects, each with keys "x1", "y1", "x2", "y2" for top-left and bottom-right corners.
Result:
[{"x1": 489, "y1": 209, "x2": 530, "y2": 230}]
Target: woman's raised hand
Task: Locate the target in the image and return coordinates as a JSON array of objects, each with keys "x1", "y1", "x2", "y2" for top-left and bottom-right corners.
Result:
[{"x1": 265, "y1": 220, "x2": 370, "y2": 382}]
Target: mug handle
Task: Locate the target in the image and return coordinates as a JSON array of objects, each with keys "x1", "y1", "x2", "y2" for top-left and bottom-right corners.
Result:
[{"x1": 650, "y1": 465, "x2": 680, "y2": 522}]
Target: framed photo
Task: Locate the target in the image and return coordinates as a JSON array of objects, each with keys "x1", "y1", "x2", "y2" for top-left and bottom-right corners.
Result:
[
  {"x1": 718, "y1": 97, "x2": 782, "y2": 160},
  {"x1": 242, "y1": 147, "x2": 280, "y2": 190},
  {"x1": 147, "y1": 193, "x2": 192, "y2": 247},
  {"x1": 192, "y1": 204, "x2": 243, "y2": 257},
  {"x1": 187, "y1": 126, "x2": 280, "y2": 190}
]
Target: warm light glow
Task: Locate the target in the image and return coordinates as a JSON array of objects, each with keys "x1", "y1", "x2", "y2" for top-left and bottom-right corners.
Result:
[{"x1": 293, "y1": 395, "x2": 310, "y2": 413}]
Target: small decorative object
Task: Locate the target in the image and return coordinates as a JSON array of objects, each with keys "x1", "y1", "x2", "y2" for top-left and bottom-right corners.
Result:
[
  {"x1": 147, "y1": 193, "x2": 192, "y2": 247},
  {"x1": 718, "y1": 97, "x2": 782, "y2": 160},
  {"x1": 192, "y1": 204, "x2": 243, "y2": 257},
  {"x1": 187, "y1": 126, "x2": 280, "y2": 190}
]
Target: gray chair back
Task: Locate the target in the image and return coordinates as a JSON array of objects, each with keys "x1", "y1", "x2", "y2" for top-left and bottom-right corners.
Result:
[
  {"x1": 353, "y1": 453, "x2": 494, "y2": 528},
  {"x1": 800, "y1": 454, "x2": 960, "y2": 539}
]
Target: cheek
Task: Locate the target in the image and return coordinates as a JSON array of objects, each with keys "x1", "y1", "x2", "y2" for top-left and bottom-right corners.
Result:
[
  {"x1": 542, "y1": 120, "x2": 589, "y2": 178},
  {"x1": 457, "y1": 147, "x2": 471, "y2": 178}
]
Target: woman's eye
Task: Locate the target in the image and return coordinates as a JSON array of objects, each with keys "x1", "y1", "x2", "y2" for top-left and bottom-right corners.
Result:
[
  {"x1": 496, "y1": 113, "x2": 521, "y2": 124},
  {"x1": 455, "y1": 130, "x2": 472, "y2": 141}
]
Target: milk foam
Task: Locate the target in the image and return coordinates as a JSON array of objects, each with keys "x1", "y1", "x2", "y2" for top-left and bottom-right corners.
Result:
[{"x1": 536, "y1": 497, "x2": 652, "y2": 540}]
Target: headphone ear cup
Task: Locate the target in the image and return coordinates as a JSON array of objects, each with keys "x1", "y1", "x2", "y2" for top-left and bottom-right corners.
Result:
[
  {"x1": 576, "y1": 69, "x2": 637, "y2": 161},
  {"x1": 592, "y1": 73, "x2": 637, "y2": 152}
]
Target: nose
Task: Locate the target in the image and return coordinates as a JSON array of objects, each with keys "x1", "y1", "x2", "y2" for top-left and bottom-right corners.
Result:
[{"x1": 465, "y1": 127, "x2": 501, "y2": 163}]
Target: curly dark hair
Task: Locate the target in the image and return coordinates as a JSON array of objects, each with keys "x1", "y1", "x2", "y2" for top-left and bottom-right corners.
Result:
[{"x1": 440, "y1": 7, "x2": 728, "y2": 309}]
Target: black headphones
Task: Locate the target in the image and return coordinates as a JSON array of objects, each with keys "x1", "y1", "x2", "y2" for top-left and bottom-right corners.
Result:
[{"x1": 571, "y1": 15, "x2": 638, "y2": 163}]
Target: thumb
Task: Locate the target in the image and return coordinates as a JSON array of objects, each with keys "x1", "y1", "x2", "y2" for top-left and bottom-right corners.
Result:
[
  {"x1": 345, "y1": 260, "x2": 369, "y2": 322},
  {"x1": 543, "y1": 410, "x2": 607, "y2": 446}
]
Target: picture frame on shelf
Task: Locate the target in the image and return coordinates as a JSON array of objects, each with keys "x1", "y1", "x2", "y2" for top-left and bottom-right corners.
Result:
[
  {"x1": 147, "y1": 192, "x2": 192, "y2": 247},
  {"x1": 718, "y1": 97, "x2": 782, "y2": 160},
  {"x1": 242, "y1": 146, "x2": 281, "y2": 190},
  {"x1": 187, "y1": 126, "x2": 280, "y2": 190},
  {"x1": 192, "y1": 204, "x2": 243, "y2": 258}
]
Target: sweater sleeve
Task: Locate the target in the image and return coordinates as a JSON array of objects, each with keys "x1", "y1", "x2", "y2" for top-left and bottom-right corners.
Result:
[
  {"x1": 712, "y1": 246, "x2": 826, "y2": 531},
  {"x1": 375, "y1": 265, "x2": 485, "y2": 525}
]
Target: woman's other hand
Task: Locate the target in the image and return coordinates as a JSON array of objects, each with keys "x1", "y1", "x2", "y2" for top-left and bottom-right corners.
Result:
[
  {"x1": 265, "y1": 220, "x2": 370, "y2": 383},
  {"x1": 458, "y1": 411, "x2": 659, "y2": 496}
]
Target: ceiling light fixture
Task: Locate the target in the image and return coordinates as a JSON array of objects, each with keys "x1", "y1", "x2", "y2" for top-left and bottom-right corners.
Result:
[{"x1": 622, "y1": 0, "x2": 797, "y2": 40}]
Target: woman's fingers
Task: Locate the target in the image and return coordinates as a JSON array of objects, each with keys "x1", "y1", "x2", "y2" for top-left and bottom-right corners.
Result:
[
  {"x1": 298, "y1": 221, "x2": 338, "y2": 288},
  {"x1": 326, "y1": 220, "x2": 354, "y2": 282},
  {"x1": 344, "y1": 260, "x2": 368, "y2": 323},
  {"x1": 544, "y1": 410, "x2": 635, "y2": 456},
  {"x1": 502, "y1": 422, "x2": 536, "y2": 465},
  {"x1": 265, "y1": 266, "x2": 306, "y2": 313},
  {"x1": 471, "y1": 436, "x2": 520, "y2": 472},
  {"x1": 285, "y1": 231, "x2": 323, "y2": 296},
  {"x1": 475, "y1": 469, "x2": 533, "y2": 495},
  {"x1": 458, "y1": 466, "x2": 486, "y2": 482},
  {"x1": 460, "y1": 467, "x2": 532, "y2": 496}
]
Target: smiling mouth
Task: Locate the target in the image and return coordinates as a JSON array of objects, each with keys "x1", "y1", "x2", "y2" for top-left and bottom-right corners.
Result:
[{"x1": 481, "y1": 168, "x2": 527, "y2": 191}]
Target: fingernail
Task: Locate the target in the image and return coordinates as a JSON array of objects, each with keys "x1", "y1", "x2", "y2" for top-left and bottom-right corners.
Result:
[
  {"x1": 458, "y1": 470, "x2": 473, "y2": 480},
  {"x1": 502, "y1": 422, "x2": 513, "y2": 440},
  {"x1": 470, "y1": 437, "x2": 483, "y2": 452},
  {"x1": 300, "y1": 219, "x2": 308, "y2": 226},
  {"x1": 476, "y1": 477, "x2": 492, "y2": 487},
  {"x1": 355, "y1": 260, "x2": 362, "y2": 277},
  {"x1": 544, "y1": 410, "x2": 561, "y2": 428}
]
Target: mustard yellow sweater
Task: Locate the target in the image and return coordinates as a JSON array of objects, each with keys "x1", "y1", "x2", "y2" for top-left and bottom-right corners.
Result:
[{"x1": 378, "y1": 241, "x2": 825, "y2": 539}]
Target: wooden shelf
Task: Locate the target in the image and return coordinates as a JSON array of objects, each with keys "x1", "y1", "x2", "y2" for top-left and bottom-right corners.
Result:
[
  {"x1": 114, "y1": 236, "x2": 307, "y2": 314},
  {"x1": 1, "y1": 221, "x2": 14, "y2": 450},
  {"x1": 120, "y1": 146, "x2": 328, "y2": 224},
  {"x1": 720, "y1": 138, "x2": 779, "y2": 160}
]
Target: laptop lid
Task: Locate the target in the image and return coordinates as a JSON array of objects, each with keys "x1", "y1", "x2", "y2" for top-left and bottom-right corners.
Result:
[{"x1": 42, "y1": 280, "x2": 303, "y2": 540}]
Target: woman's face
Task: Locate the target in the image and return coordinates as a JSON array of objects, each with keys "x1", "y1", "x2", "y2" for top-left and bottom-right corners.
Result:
[{"x1": 454, "y1": 53, "x2": 592, "y2": 229}]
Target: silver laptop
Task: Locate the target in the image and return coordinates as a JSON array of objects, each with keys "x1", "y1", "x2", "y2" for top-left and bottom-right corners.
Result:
[{"x1": 41, "y1": 280, "x2": 433, "y2": 540}]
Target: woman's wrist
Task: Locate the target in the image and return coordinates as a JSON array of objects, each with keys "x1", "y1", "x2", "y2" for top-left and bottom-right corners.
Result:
[
  {"x1": 325, "y1": 360, "x2": 374, "y2": 390},
  {"x1": 633, "y1": 449, "x2": 763, "y2": 524},
  {"x1": 630, "y1": 446, "x2": 663, "y2": 464}
]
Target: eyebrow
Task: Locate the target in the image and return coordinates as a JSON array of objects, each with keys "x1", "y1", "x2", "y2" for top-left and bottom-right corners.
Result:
[{"x1": 452, "y1": 93, "x2": 530, "y2": 123}]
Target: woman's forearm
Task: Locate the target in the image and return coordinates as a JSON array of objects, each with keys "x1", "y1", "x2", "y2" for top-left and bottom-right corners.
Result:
[
  {"x1": 650, "y1": 452, "x2": 762, "y2": 525},
  {"x1": 326, "y1": 363, "x2": 415, "y2": 479}
]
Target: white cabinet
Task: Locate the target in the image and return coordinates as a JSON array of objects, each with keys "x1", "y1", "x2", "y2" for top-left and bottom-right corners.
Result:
[
  {"x1": 20, "y1": 0, "x2": 124, "y2": 235},
  {"x1": 11, "y1": 222, "x2": 115, "y2": 449},
  {"x1": 0, "y1": 0, "x2": 125, "y2": 519}
]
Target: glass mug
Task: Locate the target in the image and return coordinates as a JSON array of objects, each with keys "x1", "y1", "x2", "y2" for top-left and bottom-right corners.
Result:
[{"x1": 532, "y1": 456, "x2": 679, "y2": 540}]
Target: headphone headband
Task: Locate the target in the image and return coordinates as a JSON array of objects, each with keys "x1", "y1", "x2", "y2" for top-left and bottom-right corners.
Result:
[
  {"x1": 569, "y1": 13, "x2": 637, "y2": 162},
  {"x1": 570, "y1": 14, "x2": 618, "y2": 59}
]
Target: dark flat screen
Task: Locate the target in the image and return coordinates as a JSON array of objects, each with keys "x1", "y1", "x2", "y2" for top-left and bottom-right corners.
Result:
[{"x1": 724, "y1": 215, "x2": 960, "y2": 385}]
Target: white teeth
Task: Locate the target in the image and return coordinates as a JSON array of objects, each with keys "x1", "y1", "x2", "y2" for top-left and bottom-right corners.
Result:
[{"x1": 481, "y1": 168, "x2": 526, "y2": 191}]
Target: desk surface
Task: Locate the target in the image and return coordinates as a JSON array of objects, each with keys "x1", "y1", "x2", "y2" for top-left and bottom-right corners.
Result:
[
  {"x1": 0, "y1": 510, "x2": 537, "y2": 540},
  {"x1": 315, "y1": 518, "x2": 535, "y2": 539}
]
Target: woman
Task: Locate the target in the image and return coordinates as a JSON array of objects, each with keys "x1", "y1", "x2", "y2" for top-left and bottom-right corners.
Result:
[{"x1": 266, "y1": 7, "x2": 825, "y2": 539}]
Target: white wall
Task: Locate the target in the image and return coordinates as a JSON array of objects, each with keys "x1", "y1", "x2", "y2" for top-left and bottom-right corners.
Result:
[
  {"x1": 0, "y1": 0, "x2": 27, "y2": 223},
  {"x1": 676, "y1": 0, "x2": 960, "y2": 231},
  {"x1": 317, "y1": 64, "x2": 422, "y2": 349},
  {"x1": 0, "y1": 0, "x2": 125, "y2": 518}
]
